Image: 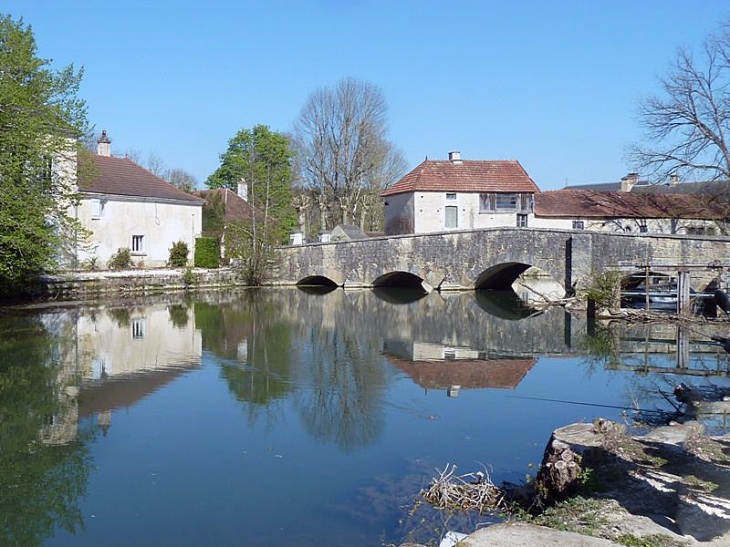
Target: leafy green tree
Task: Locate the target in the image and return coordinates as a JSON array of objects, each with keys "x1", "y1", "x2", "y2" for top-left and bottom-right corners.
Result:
[
  {"x1": 206, "y1": 124, "x2": 297, "y2": 243},
  {"x1": 0, "y1": 15, "x2": 88, "y2": 296}
]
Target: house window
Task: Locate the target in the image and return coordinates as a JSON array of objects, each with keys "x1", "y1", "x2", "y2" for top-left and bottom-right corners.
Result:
[
  {"x1": 445, "y1": 206, "x2": 458, "y2": 228},
  {"x1": 446, "y1": 193, "x2": 457, "y2": 200},
  {"x1": 516, "y1": 214, "x2": 528, "y2": 228},
  {"x1": 572, "y1": 220, "x2": 585, "y2": 230},
  {"x1": 131, "y1": 235, "x2": 145, "y2": 254},
  {"x1": 686, "y1": 226, "x2": 706, "y2": 235},
  {"x1": 131, "y1": 319, "x2": 146, "y2": 339},
  {"x1": 639, "y1": 223, "x2": 648, "y2": 233},
  {"x1": 496, "y1": 193, "x2": 518, "y2": 210},
  {"x1": 90, "y1": 199, "x2": 103, "y2": 219}
]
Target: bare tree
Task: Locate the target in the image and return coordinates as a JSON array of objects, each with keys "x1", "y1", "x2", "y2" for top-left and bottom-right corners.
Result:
[
  {"x1": 164, "y1": 168, "x2": 197, "y2": 192},
  {"x1": 631, "y1": 20, "x2": 730, "y2": 183},
  {"x1": 294, "y1": 77, "x2": 406, "y2": 232}
]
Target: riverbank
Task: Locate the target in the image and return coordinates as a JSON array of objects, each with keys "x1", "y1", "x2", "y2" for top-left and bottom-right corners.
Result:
[
  {"x1": 410, "y1": 419, "x2": 730, "y2": 546},
  {"x1": 33, "y1": 267, "x2": 247, "y2": 300}
]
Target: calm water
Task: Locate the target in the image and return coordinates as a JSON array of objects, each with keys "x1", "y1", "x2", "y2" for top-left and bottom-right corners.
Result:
[{"x1": 2, "y1": 288, "x2": 730, "y2": 546}]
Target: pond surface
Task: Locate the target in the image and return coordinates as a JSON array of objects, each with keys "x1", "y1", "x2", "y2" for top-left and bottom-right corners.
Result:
[{"x1": 2, "y1": 288, "x2": 730, "y2": 546}]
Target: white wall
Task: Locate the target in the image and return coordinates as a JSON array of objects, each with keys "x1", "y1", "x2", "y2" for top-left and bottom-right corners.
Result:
[
  {"x1": 532, "y1": 216, "x2": 720, "y2": 235},
  {"x1": 383, "y1": 192, "x2": 414, "y2": 235},
  {"x1": 413, "y1": 192, "x2": 527, "y2": 233},
  {"x1": 76, "y1": 197, "x2": 202, "y2": 268}
]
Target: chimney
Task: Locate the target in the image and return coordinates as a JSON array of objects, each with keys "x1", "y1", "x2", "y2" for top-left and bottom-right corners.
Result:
[
  {"x1": 620, "y1": 172, "x2": 639, "y2": 192},
  {"x1": 448, "y1": 150, "x2": 462, "y2": 164},
  {"x1": 669, "y1": 174, "x2": 680, "y2": 187},
  {"x1": 97, "y1": 130, "x2": 111, "y2": 157},
  {"x1": 237, "y1": 178, "x2": 248, "y2": 202}
]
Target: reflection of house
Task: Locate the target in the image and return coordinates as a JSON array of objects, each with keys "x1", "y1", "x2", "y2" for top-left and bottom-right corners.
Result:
[
  {"x1": 72, "y1": 303, "x2": 201, "y2": 435},
  {"x1": 382, "y1": 151, "x2": 539, "y2": 235},
  {"x1": 383, "y1": 340, "x2": 537, "y2": 390},
  {"x1": 387, "y1": 355, "x2": 537, "y2": 391},
  {"x1": 76, "y1": 131, "x2": 204, "y2": 268}
]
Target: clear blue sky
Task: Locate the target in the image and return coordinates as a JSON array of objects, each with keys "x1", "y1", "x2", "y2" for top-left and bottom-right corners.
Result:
[{"x1": 4, "y1": 1, "x2": 728, "y2": 190}]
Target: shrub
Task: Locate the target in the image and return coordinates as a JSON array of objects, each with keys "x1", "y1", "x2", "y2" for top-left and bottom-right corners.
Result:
[
  {"x1": 582, "y1": 270, "x2": 624, "y2": 310},
  {"x1": 108, "y1": 248, "x2": 132, "y2": 270},
  {"x1": 194, "y1": 237, "x2": 220, "y2": 269},
  {"x1": 168, "y1": 240, "x2": 189, "y2": 267},
  {"x1": 182, "y1": 266, "x2": 198, "y2": 287}
]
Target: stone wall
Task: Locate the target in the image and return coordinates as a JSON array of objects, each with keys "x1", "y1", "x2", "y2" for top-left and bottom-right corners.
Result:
[{"x1": 37, "y1": 267, "x2": 245, "y2": 300}]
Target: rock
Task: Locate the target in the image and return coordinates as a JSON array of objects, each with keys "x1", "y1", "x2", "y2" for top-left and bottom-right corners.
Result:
[
  {"x1": 676, "y1": 488, "x2": 730, "y2": 541},
  {"x1": 458, "y1": 522, "x2": 620, "y2": 546}
]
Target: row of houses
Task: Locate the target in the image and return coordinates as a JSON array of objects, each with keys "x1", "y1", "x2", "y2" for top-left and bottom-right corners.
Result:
[
  {"x1": 382, "y1": 151, "x2": 725, "y2": 237},
  {"x1": 65, "y1": 137, "x2": 726, "y2": 270}
]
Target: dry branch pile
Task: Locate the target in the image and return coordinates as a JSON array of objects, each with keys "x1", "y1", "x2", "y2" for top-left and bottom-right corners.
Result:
[{"x1": 421, "y1": 464, "x2": 504, "y2": 513}]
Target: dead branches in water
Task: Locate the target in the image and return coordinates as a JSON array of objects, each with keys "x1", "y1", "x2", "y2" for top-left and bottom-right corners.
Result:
[{"x1": 421, "y1": 464, "x2": 504, "y2": 513}]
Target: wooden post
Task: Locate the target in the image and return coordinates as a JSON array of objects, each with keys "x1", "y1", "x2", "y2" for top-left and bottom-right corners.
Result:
[
  {"x1": 677, "y1": 269, "x2": 691, "y2": 316},
  {"x1": 676, "y1": 326, "x2": 689, "y2": 369}
]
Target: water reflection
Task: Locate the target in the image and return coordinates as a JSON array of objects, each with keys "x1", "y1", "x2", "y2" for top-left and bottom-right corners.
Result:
[
  {"x1": 474, "y1": 289, "x2": 539, "y2": 320},
  {"x1": 371, "y1": 286, "x2": 428, "y2": 305},
  {"x1": 8, "y1": 288, "x2": 730, "y2": 546},
  {"x1": 195, "y1": 295, "x2": 293, "y2": 410},
  {"x1": 0, "y1": 313, "x2": 94, "y2": 546}
]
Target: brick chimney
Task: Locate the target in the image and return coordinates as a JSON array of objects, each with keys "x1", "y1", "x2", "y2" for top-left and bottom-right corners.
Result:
[
  {"x1": 97, "y1": 130, "x2": 111, "y2": 157},
  {"x1": 449, "y1": 150, "x2": 462, "y2": 164},
  {"x1": 620, "y1": 172, "x2": 639, "y2": 192}
]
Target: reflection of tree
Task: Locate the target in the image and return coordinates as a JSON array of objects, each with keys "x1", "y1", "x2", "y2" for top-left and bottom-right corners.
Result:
[
  {"x1": 194, "y1": 294, "x2": 293, "y2": 410},
  {"x1": 0, "y1": 314, "x2": 94, "y2": 546},
  {"x1": 167, "y1": 303, "x2": 190, "y2": 329},
  {"x1": 295, "y1": 330, "x2": 388, "y2": 453}
]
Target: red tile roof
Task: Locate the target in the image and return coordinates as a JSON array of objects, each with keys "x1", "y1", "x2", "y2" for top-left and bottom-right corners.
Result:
[
  {"x1": 79, "y1": 154, "x2": 204, "y2": 204},
  {"x1": 195, "y1": 188, "x2": 263, "y2": 223},
  {"x1": 535, "y1": 190, "x2": 722, "y2": 220},
  {"x1": 382, "y1": 159, "x2": 539, "y2": 197}
]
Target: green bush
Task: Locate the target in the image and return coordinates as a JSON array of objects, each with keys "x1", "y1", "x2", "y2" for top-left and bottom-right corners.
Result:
[
  {"x1": 582, "y1": 270, "x2": 624, "y2": 310},
  {"x1": 108, "y1": 248, "x2": 132, "y2": 270},
  {"x1": 168, "y1": 240, "x2": 189, "y2": 267},
  {"x1": 194, "y1": 237, "x2": 220, "y2": 269}
]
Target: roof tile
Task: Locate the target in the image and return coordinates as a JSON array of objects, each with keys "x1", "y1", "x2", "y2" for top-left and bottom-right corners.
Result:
[
  {"x1": 535, "y1": 189, "x2": 723, "y2": 219},
  {"x1": 79, "y1": 155, "x2": 204, "y2": 204},
  {"x1": 382, "y1": 159, "x2": 539, "y2": 196}
]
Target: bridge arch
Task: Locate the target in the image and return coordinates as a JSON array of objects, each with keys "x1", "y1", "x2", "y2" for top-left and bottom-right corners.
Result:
[
  {"x1": 474, "y1": 262, "x2": 533, "y2": 290},
  {"x1": 372, "y1": 271, "x2": 427, "y2": 289},
  {"x1": 296, "y1": 275, "x2": 340, "y2": 288}
]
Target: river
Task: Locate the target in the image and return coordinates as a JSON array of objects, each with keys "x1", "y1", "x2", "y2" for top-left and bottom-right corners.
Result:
[{"x1": 2, "y1": 288, "x2": 730, "y2": 546}]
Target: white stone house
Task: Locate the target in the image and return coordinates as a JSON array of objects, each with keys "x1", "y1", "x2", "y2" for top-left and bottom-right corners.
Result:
[
  {"x1": 74, "y1": 131, "x2": 204, "y2": 268},
  {"x1": 382, "y1": 151, "x2": 540, "y2": 235}
]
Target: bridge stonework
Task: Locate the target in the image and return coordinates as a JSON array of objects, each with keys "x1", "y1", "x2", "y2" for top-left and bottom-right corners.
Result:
[{"x1": 270, "y1": 228, "x2": 730, "y2": 292}]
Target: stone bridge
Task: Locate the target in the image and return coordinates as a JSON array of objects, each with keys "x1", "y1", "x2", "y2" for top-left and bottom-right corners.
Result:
[{"x1": 271, "y1": 227, "x2": 730, "y2": 293}]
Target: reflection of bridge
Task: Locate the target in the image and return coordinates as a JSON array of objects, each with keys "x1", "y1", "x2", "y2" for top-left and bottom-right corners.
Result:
[{"x1": 273, "y1": 227, "x2": 730, "y2": 291}]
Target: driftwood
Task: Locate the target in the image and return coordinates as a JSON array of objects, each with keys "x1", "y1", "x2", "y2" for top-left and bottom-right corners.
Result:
[{"x1": 421, "y1": 464, "x2": 503, "y2": 513}]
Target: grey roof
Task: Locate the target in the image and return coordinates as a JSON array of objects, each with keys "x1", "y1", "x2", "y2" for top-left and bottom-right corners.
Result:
[
  {"x1": 331, "y1": 224, "x2": 368, "y2": 241},
  {"x1": 567, "y1": 179, "x2": 729, "y2": 196}
]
